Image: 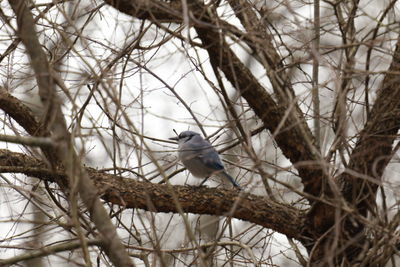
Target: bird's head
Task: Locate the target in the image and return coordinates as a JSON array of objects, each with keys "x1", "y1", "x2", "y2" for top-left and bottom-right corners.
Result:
[{"x1": 169, "y1": 130, "x2": 201, "y2": 143}]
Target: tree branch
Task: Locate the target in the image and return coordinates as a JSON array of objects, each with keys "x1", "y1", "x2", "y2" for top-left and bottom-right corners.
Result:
[
  {"x1": 304, "y1": 35, "x2": 400, "y2": 264},
  {"x1": 0, "y1": 89, "x2": 59, "y2": 167},
  {"x1": 0, "y1": 134, "x2": 53, "y2": 147},
  {"x1": 0, "y1": 148, "x2": 305, "y2": 240},
  {"x1": 0, "y1": 239, "x2": 103, "y2": 266},
  {"x1": 340, "y1": 37, "x2": 400, "y2": 214}
]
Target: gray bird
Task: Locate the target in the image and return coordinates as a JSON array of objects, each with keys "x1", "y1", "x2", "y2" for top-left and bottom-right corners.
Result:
[{"x1": 169, "y1": 131, "x2": 240, "y2": 189}]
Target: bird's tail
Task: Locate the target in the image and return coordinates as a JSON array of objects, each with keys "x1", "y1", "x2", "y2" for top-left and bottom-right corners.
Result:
[{"x1": 220, "y1": 171, "x2": 241, "y2": 190}]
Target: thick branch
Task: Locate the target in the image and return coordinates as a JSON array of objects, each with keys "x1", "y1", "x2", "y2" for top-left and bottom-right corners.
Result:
[
  {"x1": 0, "y1": 148, "x2": 305, "y2": 240},
  {"x1": 304, "y1": 35, "x2": 400, "y2": 263},
  {"x1": 340, "y1": 37, "x2": 400, "y2": 213},
  {"x1": 0, "y1": 90, "x2": 59, "y2": 167},
  {"x1": 309, "y1": 37, "x2": 400, "y2": 237}
]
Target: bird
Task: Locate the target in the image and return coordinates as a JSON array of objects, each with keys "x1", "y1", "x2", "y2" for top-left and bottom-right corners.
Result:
[{"x1": 169, "y1": 130, "x2": 240, "y2": 189}]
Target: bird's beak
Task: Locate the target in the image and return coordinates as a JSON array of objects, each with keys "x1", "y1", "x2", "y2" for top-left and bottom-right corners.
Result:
[{"x1": 169, "y1": 136, "x2": 179, "y2": 141}]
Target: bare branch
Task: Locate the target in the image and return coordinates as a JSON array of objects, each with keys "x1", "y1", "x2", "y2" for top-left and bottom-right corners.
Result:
[
  {"x1": 0, "y1": 134, "x2": 53, "y2": 147},
  {"x1": 0, "y1": 239, "x2": 103, "y2": 266},
  {"x1": 341, "y1": 37, "x2": 400, "y2": 212},
  {"x1": 0, "y1": 148, "x2": 305, "y2": 240}
]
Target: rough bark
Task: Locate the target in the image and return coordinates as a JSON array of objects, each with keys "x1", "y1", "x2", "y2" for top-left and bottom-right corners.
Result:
[{"x1": 0, "y1": 148, "x2": 305, "y2": 240}]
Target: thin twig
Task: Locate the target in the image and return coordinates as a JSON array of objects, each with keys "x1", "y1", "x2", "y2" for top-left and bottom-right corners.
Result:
[
  {"x1": 0, "y1": 134, "x2": 53, "y2": 147},
  {"x1": 0, "y1": 239, "x2": 103, "y2": 265}
]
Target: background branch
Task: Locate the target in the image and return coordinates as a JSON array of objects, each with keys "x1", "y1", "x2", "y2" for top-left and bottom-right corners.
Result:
[{"x1": 8, "y1": 1, "x2": 134, "y2": 266}]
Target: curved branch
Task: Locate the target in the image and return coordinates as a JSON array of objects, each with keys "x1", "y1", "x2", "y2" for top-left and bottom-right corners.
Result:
[{"x1": 0, "y1": 90, "x2": 59, "y2": 167}]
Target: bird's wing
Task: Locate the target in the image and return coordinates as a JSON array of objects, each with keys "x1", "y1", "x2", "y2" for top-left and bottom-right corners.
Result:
[
  {"x1": 198, "y1": 150, "x2": 225, "y2": 171},
  {"x1": 185, "y1": 138, "x2": 225, "y2": 170}
]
